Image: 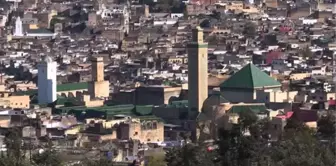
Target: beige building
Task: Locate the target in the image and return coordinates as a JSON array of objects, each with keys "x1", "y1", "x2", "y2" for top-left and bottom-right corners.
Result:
[
  {"x1": 289, "y1": 73, "x2": 310, "y2": 81},
  {"x1": 215, "y1": 2, "x2": 260, "y2": 13},
  {"x1": 256, "y1": 90, "x2": 298, "y2": 103},
  {"x1": 0, "y1": 92, "x2": 30, "y2": 109},
  {"x1": 188, "y1": 26, "x2": 208, "y2": 113},
  {"x1": 88, "y1": 57, "x2": 110, "y2": 99},
  {"x1": 117, "y1": 120, "x2": 164, "y2": 143}
]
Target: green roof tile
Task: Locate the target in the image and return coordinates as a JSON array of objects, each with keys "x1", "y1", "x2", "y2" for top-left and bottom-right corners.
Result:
[
  {"x1": 220, "y1": 63, "x2": 281, "y2": 89},
  {"x1": 139, "y1": 115, "x2": 164, "y2": 122},
  {"x1": 57, "y1": 82, "x2": 89, "y2": 92},
  {"x1": 55, "y1": 97, "x2": 79, "y2": 106},
  {"x1": 54, "y1": 104, "x2": 158, "y2": 121},
  {"x1": 13, "y1": 82, "x2": 89, "y2": 97},
  {"x1": 27, "y1": 28, "x2": 53, "y2": 34},
  {"x1": 13, "y1": 89, "x2": 37, "y2": 96},
  {"x1": 135, "y1": 105, "x2": 153, "y2": 116},
  {"x1": 168, "y1": 100, "x2": 188, "y2": 108}
]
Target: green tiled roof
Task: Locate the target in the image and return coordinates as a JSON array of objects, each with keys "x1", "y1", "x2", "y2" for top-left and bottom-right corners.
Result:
[
  {"x1": 55, "y1": 96, "x2": 79, "y2": 106},
  {"x1": 228, "y1": 104, "x2": 267, "y2": 114},
  {"x1": 220, "y1": 63, "x2": 281, "y2": 89},
  {"x1": 168, "y1": 100, "x2": 188, "y2": 108},
  {"x1": 13, "y1": 82, "x2": 89, "y2": 96},
  {"x1": 27, "y1": 28, "x2": 53, "y2": 34},
  {"x1": 55, "y1": 104, "x2": 156, "y2": 120},
  {"x1": 57, "y1": 82, "x2": 88, "y2": 92},
  {"x1": 139, "y1": 115, "x2": 164, "y2": 122},
  {"x1": 135, "y1": 105, "x2": 153, "y2": 116},
  {"x1": 13, "y1": 89, "x2": 37, "y2": 96}
]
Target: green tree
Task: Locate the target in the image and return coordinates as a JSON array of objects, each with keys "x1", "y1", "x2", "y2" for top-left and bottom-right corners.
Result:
[
  {"x1": 4, "y1": 128, "x2": 28, "y2": 166},
  {"x1": 147, "y1": 154, "x2": 166, "y2": 166},
  {"x1": 0, "y1": 155, "x2": 31, "y2": 166},
  {"x1": 300, "y1": 47, "x2": 313, "y2": 59},
  {"x1": 183, "y1": 7, "x2": 188, "y2": 19},
  {"x1": 243, "y1": 21, "x2": 257, "y2": 38},
  {"x1": 83, "y1": 158, "x2": 114, "y2": 166},
  {"x1": 239, "y1": 110, "x2": 258, "y2": 129},
  {"x1": 267, "y1": 130, "x2": 335, "y2": 166},
  {"x1": 32, "y1": 149, "x2": 63, "y2": 166},
  {"x1": 165, "y1": 144, "x2": 218, "y2": 166},
  {"x1": 317, "y1": 113, "x2": 335, "y2": 138}
]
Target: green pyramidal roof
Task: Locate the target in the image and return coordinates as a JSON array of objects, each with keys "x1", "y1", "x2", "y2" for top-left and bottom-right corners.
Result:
[{"x1": 220, "y1": 63, "x2": 281, "y2": 89}]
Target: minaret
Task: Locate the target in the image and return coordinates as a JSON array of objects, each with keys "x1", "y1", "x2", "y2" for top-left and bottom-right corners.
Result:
[
  {"x1": 14, "y1": 17, "x2": 23, "y2": 36},
  {"x1": 88, "y1": 57, "x2": 110, "y2": 99},
  {"x1": 38, "y1": 56, "x2": 57, "y2": 104},
  {"x1": 92, "y1": 57, "x2": 104, "y2": 82},
  {"x1": 187, "y1": 26, "x2": 208, "y2": 113}
]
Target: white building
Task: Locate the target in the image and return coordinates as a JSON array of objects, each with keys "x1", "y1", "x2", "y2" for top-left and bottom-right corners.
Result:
[
  {"x1": 13, "y1": 16, "x2": 55, "y2": 38},
  {"x1": 14, "y1": 17, "x2": 23, "y2": 36},
  {"x1": 38, "y1": 56, "x2": 57, "y2": 104}
]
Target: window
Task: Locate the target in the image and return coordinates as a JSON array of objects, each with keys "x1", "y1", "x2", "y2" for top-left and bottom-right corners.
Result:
[{"x1": 153, "y1": 122, "x2": 157, "y2": 129}]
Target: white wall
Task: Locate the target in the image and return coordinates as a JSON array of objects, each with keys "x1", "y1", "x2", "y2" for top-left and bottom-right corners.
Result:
[{"x1": 38, "y1": 61, "x2": 57, "y2": 104}]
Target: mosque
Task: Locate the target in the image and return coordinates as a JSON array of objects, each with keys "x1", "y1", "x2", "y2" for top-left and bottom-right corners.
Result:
[{"x1": 13, "y1": 17, "x2": 56, "y2": 38}]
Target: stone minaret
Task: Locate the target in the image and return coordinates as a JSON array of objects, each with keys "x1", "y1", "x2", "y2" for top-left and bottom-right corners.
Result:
[
  {"x1": 88, "y1": 57, "x2": 110, "y2": 99},
  {"x1": 187, "y1": 26, "x2": 208, "y2": 113}
]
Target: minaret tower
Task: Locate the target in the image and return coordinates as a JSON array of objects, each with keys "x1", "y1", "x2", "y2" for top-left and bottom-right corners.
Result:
[
  {"x1": 14, "y1": 17, "x2": 23, "y2": 36},
  {"x1": 88, "y1": 57, "x2": 110, "y2": 99},
  {"x1": 187, "y1": 26, "x2": 208, "y2": 113},
  {"x1": 38, "y1": 56, "x2": 57, "y2": 104}
]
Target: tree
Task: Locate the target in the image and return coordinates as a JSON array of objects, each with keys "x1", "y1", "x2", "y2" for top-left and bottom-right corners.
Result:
[
  {"x1": 183, "y1": 7, "x2": 188, "y2": 19},
  {"x1": 200, "y1": 19, "x2": 211, "y2": 28},
  {"x1": 32, "y1": 149, "x2": 63, "y2": 166},
  {"x1": 147, "y1": 154, "x2": 166, "y2": 166},
  {"x1": 300, "y1": 47, "x2": 313, "y2": 59},
  {"x1": 165, "y1": 112, "x2": 336, "y2": 166},
  {"x1": 0, "y1": 155, "x2": 31, "y2": 166},
  {"x1": 83, "y1": 158, "x2": 114, "y2": 166},
  {"x1": 317, "y1": 113, "x2": 336, "y2": 138},
  {"x1": 210, "y1": 10, "x2": 221, "y2": 20},
  {"x1": 165, "y1": 144, "x2": 218, "y2": 166},
  {"x1": 4, "y1": 128, "x2": 28, "y2": 166},
  {"x1": 238, "y1": 110, "x2": 258, "y2": 131},
  {"x1": 266, "y1": 130, "x2": 336, "y2": 166},
  {"x1": 249, "y1": 118, "x2": 271, "y2": 139},
  {"x1": 243, "y1": 21, "x2": 257, "y2": 38}
]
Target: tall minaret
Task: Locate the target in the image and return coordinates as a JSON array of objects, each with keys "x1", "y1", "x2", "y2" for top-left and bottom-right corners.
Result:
[
  {"x1": 88, "y1": 56, "x2": 110, "y2": 99},
  {"x1": 187, "y1": 26, "x2": 208, "y2": 113},
  {"x1": 38, "y1": 56, "x2": 57, "y2": 104},
  {"x1": 14, "y1": 17, "x2": 23, "y2": 36}
]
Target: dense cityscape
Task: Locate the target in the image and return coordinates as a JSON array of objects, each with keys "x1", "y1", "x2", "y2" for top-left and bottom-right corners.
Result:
[{"x1": 0, "y1": 0, "x2": 335, "y2": 165}]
